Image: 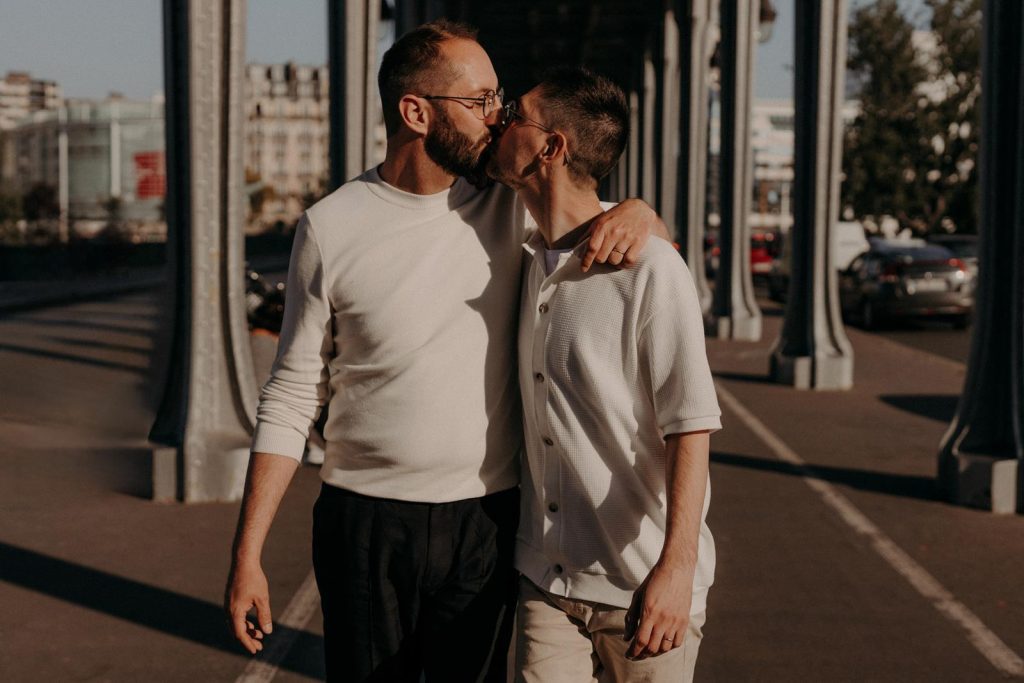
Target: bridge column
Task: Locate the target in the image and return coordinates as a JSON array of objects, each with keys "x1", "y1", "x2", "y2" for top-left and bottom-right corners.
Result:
[
  {"x1": 708, "y1": 0, "x2": 761, "y2": 340},
  {"x1": 676, "y1": 0, "x2": 714, "y2": 312},
  {"x1": 769, "y1": 0, "x2": 853, "y2": 390},
  {"x1": 328, "y1": 0, "x2": 383, "y2": 189},
  {"x1": 150, "y1": 0, "x2": 257, "y2": 502},
  {"x1": 938, "y1": 0, "x2": 1024, "y2": 513}
]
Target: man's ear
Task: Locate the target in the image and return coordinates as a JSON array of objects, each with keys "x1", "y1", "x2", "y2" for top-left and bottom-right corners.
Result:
[
  {"x1": 398, "y1": 95, "x2": 429, "y2": 136},
  {"x1": 540, "y1": 132, "x2": 569, "y2": 165}
]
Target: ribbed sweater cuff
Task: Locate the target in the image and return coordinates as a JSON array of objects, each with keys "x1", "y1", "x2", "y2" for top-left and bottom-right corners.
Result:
[
  {"x1": 662, "y1": 415, "x2": 723, "y2": 437},
  {"x1": 251, "y1": 422, "x2": 307, "y2": 461}
]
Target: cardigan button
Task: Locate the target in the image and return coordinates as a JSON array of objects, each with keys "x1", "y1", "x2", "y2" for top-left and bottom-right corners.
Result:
[
  {"x1": 534, "y1": 373, "x2": 545, "y2": 383},
  {"x1": 539, "y1": 303, "x2": 549, "y2": 314},
  {"x1": 553, "y1": 564, "x2": 564, "y2": 574},
  {"x1": 543, "y1": 437, "x2": 554, "y2": 446},
  {"x1": 548, "y1": 501, "x2": 559, "y2": 513}
]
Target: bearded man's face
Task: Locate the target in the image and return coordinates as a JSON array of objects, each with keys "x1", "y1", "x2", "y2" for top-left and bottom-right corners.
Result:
[{"x1": 424, "y1": 104, "x2": 491, "y2": 179}]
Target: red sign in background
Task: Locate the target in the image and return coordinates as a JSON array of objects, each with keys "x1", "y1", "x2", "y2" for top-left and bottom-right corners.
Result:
[{"x1": 134, "y1": 151, "x2": 166, "y2": 199}]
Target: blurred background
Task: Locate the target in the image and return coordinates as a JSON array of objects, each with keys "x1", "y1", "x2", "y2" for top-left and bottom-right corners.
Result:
[{"x1": 2, "y1": 1, "x2": 1022, "y2": 682}]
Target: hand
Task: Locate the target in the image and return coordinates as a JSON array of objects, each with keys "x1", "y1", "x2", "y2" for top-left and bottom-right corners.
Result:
[
  {"x1": 623, "y1": 562, "x2": 694, "y2": 660},
  {"x1": 581, "y1": 198, "x2": 660, "y2": 271},
  {"x1": 225, "y1": 561, "x2": 274, "y2": 654}
]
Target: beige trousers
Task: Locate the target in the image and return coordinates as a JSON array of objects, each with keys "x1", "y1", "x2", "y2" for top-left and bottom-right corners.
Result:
[{"x1": 513, "y1": 577, "x2": 705, "y2": 683}]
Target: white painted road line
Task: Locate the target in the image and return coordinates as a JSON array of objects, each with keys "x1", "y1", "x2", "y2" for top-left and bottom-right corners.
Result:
[
  {"x1": 235, "y1": 571, "x2": 321, "y2": 683},
  {"x1": 715, "y1": 382, "x2": 1024, "y2": 679}
]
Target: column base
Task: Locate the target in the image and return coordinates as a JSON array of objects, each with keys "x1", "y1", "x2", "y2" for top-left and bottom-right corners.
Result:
[
  {"x1": 706, "y1": 313, "x2": 762, "y2": 342},
  {"x1": 940, "y1": 451, "x2": 1020, "y2": 514},
  {"x1": 770, "y1": 350, "x2": 853, "y2": 390}
]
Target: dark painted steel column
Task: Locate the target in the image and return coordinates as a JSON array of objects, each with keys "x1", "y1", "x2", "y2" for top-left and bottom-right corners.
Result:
[
  {"x1": 329, "y1": 0, "x2": 382, "y2": 189},
  {"x1": 769, "y1": 0, "x2": 853, "y2": 390},
  {"x1": 938, "y1": 0, "x2": 1024, "y2": 513},
  {"x1": 150, "y1": 0, "x2": 258, "y2": 502},
  {"x1": 709, "y1": 0, "x2": 761, "y2": 340},
  {"x1": 676, "y1": 0, "x2": 714, "y2": 312}
]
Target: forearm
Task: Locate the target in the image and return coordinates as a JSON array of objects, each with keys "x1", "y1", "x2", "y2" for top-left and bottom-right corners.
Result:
[
  {"x1": 659, "y1": 431, "x2": 710, "y2": 569},
  {"x1": 231, "y1": 451, "x2": 301, "y2": 567}
]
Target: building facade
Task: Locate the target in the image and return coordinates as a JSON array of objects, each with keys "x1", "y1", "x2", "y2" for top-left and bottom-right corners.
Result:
[
  {"x1": 0, "y1": 95, "x2": 166, "y2": 240},
  {"x1": 244, "y1": 62, "x2": 331, "y2": 226},
  {"x1": 0, "y1": 71, "x2": 62, "y2": 131}
]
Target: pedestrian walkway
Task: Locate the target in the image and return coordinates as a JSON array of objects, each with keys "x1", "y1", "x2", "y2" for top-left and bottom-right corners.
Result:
[{"x1": 0, "y1": 293, "x2": 1021, "y2": 681}]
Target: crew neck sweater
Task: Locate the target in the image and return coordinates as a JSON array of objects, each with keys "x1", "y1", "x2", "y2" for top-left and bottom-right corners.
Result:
[
  {"x1": 516, "y1": 232, "x2": 722, "y2": 613},
  {"x1": 252, "y1": 169, "x2": 529, "y2": 503}
]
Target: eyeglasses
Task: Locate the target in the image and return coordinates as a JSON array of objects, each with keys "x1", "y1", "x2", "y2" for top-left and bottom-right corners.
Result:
[
  {"x1": 419, "y1": 87, "x2": 504, "y2": 119},
  {"x1": 500, "y1": 100, "x2": 573, "y2": 164},
  {"x1": 499, "y1": 99, "x2": 554, "y2": 132}
]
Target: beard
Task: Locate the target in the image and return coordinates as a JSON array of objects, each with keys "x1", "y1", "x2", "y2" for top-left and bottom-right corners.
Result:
[{"x1": 424, "y1": 106, "x2": 489, "y2": 180}]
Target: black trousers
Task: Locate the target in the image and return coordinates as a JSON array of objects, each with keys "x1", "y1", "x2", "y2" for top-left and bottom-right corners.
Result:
[{"x1": 312, "y1": 483, "x2": 519, "y2": 683}]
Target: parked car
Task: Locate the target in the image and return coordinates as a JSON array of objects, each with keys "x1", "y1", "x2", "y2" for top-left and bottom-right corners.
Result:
[
  {"x1": 767, "y1": 221, "x2": 869, "y2": 301},
  {"x1": 926, "y1": 234, "x2": 979, "y2": 282},
  {"x1": 750, "y1": 230, "x2": 779, "y2": 279},
  {"x1": 838, "y1": 238, "x2": 973, "y2": 330}
]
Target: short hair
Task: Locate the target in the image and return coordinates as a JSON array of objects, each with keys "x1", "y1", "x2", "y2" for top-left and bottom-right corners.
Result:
[
  {"x1": 534, "y1": 66, "x2": 629, "y2": 188},
  {"x1": 377, "y1": 19, "x2": 479, "y2": 137}
]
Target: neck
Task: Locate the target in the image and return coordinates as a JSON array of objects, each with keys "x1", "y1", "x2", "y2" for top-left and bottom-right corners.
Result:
[
  {"x1": 378, "y1": 136, "x2": 458, "y2": 195},
  {"x1": 519, "y1": 180, "x2": 603, "y2": 249}
]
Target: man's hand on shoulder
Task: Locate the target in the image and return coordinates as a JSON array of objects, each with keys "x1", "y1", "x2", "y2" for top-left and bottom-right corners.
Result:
[
  {"x1": 225, "y1": 559, "x2": 274, "y2": 654},
  {"x1": 623, "y1": 560, "x2": 695, "y2": 660},
  {"x1": 582, "y1": 198, "x2": 670, "y2": 272}
]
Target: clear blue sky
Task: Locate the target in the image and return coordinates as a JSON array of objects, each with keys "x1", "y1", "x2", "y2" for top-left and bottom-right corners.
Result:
[{"x1": 0, "y1": 0, "x2": 928, "y2": 101}]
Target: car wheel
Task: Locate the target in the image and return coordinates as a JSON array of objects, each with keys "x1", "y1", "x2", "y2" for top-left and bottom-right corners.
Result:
[{"x1": 861, "y1": 300, "x2": 877, "y2": 330}]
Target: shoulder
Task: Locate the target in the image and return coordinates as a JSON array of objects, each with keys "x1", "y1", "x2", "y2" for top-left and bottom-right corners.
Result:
[{"x1": 305, "y1": 170, "x2": 377, "y2": 229}]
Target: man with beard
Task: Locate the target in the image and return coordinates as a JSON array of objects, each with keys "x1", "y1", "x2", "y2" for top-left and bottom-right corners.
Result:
[
  {"x1": 489, "y1": 68, "x2": 719, "y2": 682},
  {"x1": 224, "y1": 19, "x2": 666, "y2": 683}
]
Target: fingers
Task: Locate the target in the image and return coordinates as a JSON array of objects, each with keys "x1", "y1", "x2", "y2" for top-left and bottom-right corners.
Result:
[
  {"x1": 230, "y1": 608, "x2": 261, "y2": 655},
  {"x1": 627, "y1": 613, "x2": 688, "y2": 660},
  {"x1": 581, "y1": 229, "x2": 604, "y2": 271},
  {"x1": 255, "y1": 596, "x2": 274, "y2": 635}
]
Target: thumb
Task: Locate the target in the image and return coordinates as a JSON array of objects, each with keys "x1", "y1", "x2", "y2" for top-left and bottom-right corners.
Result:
[{"x1": 255, "y1": 596, "x2": 273, "y2": 634}]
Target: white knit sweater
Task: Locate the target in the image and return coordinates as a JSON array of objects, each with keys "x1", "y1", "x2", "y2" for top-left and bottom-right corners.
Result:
[
  {"x1": 252, "y1": 169, "x2": 527, "y2": 503},
  {"x1": 516, "y1": 232, "x2": 722, "y2": 613}
]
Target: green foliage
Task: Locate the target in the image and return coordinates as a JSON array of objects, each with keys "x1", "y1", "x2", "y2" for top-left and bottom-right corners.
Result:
[
  {"x1": 0, "y1": 192, "x2": 22, "y2": 224},
  {"x1": 22, "y1": 183, "x2": 59, "y2": 221},
  {"x1": 842, "y1": 0, "x2": 981, "y2": 234}
]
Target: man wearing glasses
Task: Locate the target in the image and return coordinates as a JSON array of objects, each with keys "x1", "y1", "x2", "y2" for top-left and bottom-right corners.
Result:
[
  {"x1": 487, "y1": 68, "x2": 720, "y2": 682},
  {"x1": 224, "y1": 19, "x2": 667, "y2": 683}
]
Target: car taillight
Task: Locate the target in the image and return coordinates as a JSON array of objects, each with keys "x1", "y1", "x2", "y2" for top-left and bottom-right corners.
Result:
[
  {"x1": 948, "y1": 257, "x2": 966, "y2": 272},
  {"x1": 880, "y1": 263, "x2": 902, "y2": 283}
]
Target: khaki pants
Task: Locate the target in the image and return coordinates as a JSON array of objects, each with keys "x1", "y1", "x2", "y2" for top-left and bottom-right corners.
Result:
[{"x1": 513, "y1": 577, "x2": 705, "y2": 683}]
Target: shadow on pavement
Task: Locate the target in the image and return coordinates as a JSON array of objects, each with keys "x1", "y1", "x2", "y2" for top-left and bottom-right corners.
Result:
[
  {"x1": 710, "y1": 451, "x2": 939, "y2": 502},
  {"x1": 714, "y1": 370, "x2": 776, "y2": 385},
  {"x1": 0, "y1": 541, "x2": 324, "y2": 679},
  {"x1": 0, "y1": 341, "x2": 147, "y2": 375},
  {"x1": 878, "y1": 394, "x2": 960, "y2": 423}
]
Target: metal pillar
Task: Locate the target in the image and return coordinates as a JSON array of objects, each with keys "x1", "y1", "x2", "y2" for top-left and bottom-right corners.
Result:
[
  {"x1": 150, "y1": 0, "x2": 258, "y2": 502},
  {"x1": 769, "y1": 0, "x2": 853, "y2": 390},
  {"x1": 641, "y1": 45, "x2": 659, "y2": 207},
  {"x1": 328, "y1": 0, "x2": 382, "y2": 189},
  {"x1": 677, "y1": 0, "x2": 714, "y2": 312},
  {"x1": 394, "y1": 0, "x2": 446, "y2": 38},
  {"x1": 938, "y1": 0, "x2": 1024, "y2": 513},
  {"x1": 709, "y1": 0, "x2": 761, "y2": 340}
]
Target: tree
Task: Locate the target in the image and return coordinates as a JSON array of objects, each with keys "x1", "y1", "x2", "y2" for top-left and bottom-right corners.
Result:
[
  {"x1": 0, "y1": 192, "x2": 22, "y2": 224},
  {"x1": 22, "y1": 183, "x2": 59, "y2": 222},
  {"x1": 842, "y1": 0, "x2": 982, "y2": 234},
  {"x1": 921, "y1": 0, "x2": 981, "y2": 234}
]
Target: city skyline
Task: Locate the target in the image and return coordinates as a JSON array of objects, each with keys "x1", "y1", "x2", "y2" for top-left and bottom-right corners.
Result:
[{"x1": 0, "y1": 0, "x2": 884, "y2": 103}]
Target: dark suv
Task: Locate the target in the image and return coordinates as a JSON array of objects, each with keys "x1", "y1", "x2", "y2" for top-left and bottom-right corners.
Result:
[{"x1": 838, "y1": 239, "x2": 974, "y2": 329}]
